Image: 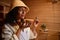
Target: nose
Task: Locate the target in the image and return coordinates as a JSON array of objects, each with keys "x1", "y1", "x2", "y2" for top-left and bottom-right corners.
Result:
[
  {"x1": 22, "y1": 11, "x2": 26, "y2": 16},
  {"x1": 22, "y1": 11, "x2": 24, "y2": 14}
]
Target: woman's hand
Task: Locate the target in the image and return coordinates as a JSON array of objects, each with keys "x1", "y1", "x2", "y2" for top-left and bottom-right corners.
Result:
[{"x1": 33, "y1": 17, "x2": 39, "y2": 28}]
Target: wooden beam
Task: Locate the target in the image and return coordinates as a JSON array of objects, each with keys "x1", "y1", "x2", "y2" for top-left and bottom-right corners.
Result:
[{"x1": 0, "y1": 1, "x2": 10, "y2": 7}]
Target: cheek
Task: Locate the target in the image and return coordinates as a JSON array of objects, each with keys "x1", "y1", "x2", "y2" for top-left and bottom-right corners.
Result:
[
  {"x1": 19, "y1": 13, "x2": 26, "y2": 19},
  {"x1": 23, "y1": 13, "x2": 26, "y2": 16}
]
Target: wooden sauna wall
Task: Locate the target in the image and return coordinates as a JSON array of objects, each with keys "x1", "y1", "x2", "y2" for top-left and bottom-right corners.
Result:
[{"x1": 23, "y1": 0, "x2": 60, "y2": 40}]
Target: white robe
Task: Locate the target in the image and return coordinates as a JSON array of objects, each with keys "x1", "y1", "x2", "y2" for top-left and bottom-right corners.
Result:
[
  {"x1": 19, "y1": 27, "x2": 37, "y2": 40},
  {"x1": 2, "y1": 24, "x2": 19, "y2": 40}
]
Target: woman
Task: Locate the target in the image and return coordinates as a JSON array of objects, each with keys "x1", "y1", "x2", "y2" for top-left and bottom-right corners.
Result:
[
  {"x1": 2, "y1": 0, "x2": 29, "y2": 40},
  {"x1": 2, "y1": 0, "x2": 39, "y2": 40}
]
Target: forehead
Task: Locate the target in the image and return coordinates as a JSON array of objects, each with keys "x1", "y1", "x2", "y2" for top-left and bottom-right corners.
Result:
[
  {"x1": 18, "y1": 7, "x2": 27, "y2": 13},
  {"x1": 18, "y1": 7, "x2": 26, "y2": 10}
]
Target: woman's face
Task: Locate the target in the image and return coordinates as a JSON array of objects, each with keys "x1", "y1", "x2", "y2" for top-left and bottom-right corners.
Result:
[{"x1": 16, "y1": 7, "x2": 27, "y2": 20}]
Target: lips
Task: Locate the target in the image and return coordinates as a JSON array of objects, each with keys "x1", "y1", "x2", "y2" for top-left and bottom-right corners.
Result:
[{"x1": 20, "y1": 15, "x2": 25, "y2": 18}]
